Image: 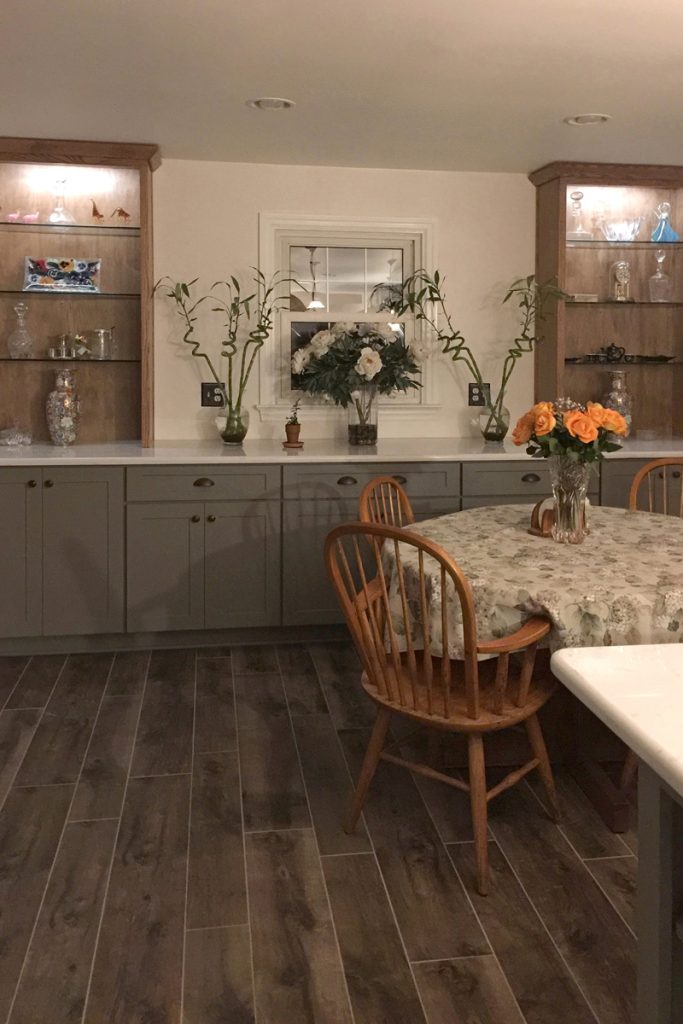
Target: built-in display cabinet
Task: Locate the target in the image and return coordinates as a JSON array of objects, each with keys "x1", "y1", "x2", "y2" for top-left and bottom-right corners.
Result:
[
  {"x1": 529, "y1": 161, "x2": 683, "y2": 438},
  {"x1": 0, "y1": 138, "x2": 159, "y2": 445}
]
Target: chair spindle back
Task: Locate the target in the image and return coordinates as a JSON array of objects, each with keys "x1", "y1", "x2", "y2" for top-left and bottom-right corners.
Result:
[
  {"x1": 359, "y1": 476, "x2": 415, "y2": 527},
  {"x1": 325, "y1": 522, "x2": 484, "y2": 721},
  {"x1": 628, "y1": 458, "x2": 683, "y2": 516}
]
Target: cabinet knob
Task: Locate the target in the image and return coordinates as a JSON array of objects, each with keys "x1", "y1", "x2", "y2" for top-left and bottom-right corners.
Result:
[
  {"x1": 44, "y1": 479, "x2": 54, "y2": 488},
  {"x1": 337, "y1": 476, "x2": 358, "y2": 486},
  {"x1": 660, "y1": 470, "x2": 682, "y2": 480},
  {"x1": 193, "y1": 477, "x2": 215, "y2": 488},
  {"x1": 27, "y1": 479, "x2": 37, "y2": 488},
  {"x1": 191, "y1": 514, "x2": 201, "y2": 523},
  {"x1": 521, "y1": 473, "x2": 541, "y2": 483},
  {"x1": 207, "y1": 514, "x2": 216, "y2": 523},
  {"x1": 393, "y1": 475, "x2": 407, "y2": 485}
]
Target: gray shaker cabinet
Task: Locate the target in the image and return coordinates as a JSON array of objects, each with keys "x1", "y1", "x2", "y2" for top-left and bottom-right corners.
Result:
[
  {"x1": 125, "y1": 466, "x2": 281, "y2": 632},
  {"x1": 0, "y1": 468, "x2": 42, "y2": 638},
  {"x1": 0, "y1": 466, "x2": 124, "y2": 638}
]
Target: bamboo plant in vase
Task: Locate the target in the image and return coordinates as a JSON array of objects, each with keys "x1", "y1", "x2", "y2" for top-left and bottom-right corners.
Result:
[
  {"x1": 155, "y1": 270, "x2": 289, "y2": 444},
  {"x1": 398, "y1": 272, "x2": 567, "y2": 442},
  {"x1": 291, "y1": 322, "x2": 422, "y2": 445}
]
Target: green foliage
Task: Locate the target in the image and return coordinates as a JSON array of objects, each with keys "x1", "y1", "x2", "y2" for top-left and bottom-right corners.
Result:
[
  {"x1": 286, "y1": 398, "x2": 301, "y2": 425},
  {"x1": 292, "y1": 325, "x2": 421, "y2": 409},
  {"x1": 154, "y1": 269, "x2": 291, "y2": 412}
]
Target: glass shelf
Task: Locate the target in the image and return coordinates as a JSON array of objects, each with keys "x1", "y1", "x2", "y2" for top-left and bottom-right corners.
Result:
[
  {"x1": 0, "y1": 289, "x2": 140, "y2": 299},
  {"x1": 565, "y1": 359, "x2": 682, "y2": 367},
  {"x1": 566, "y1": 240, "x2": 683, "y2": 250},
  {"x1": 0, "y1": 357, "x2": 140, "y2": 363},
  {"x1": 0, "y1": 222, "x2": 139, "y2": 237}
]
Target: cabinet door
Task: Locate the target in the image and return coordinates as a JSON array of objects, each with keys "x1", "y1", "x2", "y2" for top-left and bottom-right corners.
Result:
[
  {"x1": 127, "y1": 502, "x2": 205, "y2": 632},
  {"x1": 42, "y1": 467, "x2": 125, "y2": 635},
  {"x1": 282, "y1": 496, "x2": 459, "y2": 627},
  {"x1": 204, "y1": 501, "x2": 280, "y2": 629},
  {"x1": 0, "y1": 468, "x2": 42, "y2": 637}
]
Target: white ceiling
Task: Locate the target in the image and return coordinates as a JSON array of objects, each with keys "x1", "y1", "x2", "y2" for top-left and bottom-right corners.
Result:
[{"x1": 2, "y1": 0, "x2": 683, "y2": 173}]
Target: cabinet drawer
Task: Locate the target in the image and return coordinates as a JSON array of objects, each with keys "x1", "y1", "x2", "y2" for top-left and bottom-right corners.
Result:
[
  {"x1": 462, "y1": 461, "x2": 552, "y2": 497},
  {"x1": 127, "y1": 465, "x2": 280, "y2": 502},
  {"x1": 282, "y1": 462, "x2": 460, "y2": 501}
]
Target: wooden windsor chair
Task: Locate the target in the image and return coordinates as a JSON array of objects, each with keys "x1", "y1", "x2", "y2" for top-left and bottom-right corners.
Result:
[
  {"x1": 358, "y1": 475, "x2": 415, "y2": 527},
  {"x1": 618, "y1": 458, "x2": 683, "y2": 791},
  {"x1": 325, "y1": 520, "x2": 560, "y2": 895},
  {"x1": 628, "y1": 457, "x2": 683, "y2": 515}
]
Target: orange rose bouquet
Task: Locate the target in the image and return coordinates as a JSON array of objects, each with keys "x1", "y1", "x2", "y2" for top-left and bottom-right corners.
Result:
[{"x1": 513, "y1": 398, "x2": 627, "y2": 463}]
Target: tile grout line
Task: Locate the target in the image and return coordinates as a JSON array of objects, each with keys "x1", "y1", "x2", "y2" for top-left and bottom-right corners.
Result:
[
  {"x1": 486, "y1": 816, "x2": 603, "y2": 1024},
  {"x1": 582, "y1": 852, "x2": 637, "y2": 863},
  {"x1": 0, "y1": 655, "x2": 33, "y2": 713},
  {"x1": 78, "y1": 648, "x2": 152, "y2": 1024},
  {"x1": 408, "y1": 746, "x2": 528, "y2": 1024},
  {"x1": 4, "y1": 652, "x2": 117, "y2": 1024},
  {"x1": 178, "y1": 650, "x2": 198, "y2": 1024},
  {"x1": 0, "y1": 655, "x2": 68, "y2": 817},
  {"x1": 521, "y1": 777, "x2": 637, "y2": 938},
  {"x1": 233, "y1": 646, "x2": 258, "y2": 1024},
  {"x1": 523, "y1": 773, "x2": 632, "y2": 857},
  {"x1": 281, "y1": 646, "x2": 356, "y2": 1024},
  {"x1": 186, "y1": 923, "x2": 248, "y2": 934}
]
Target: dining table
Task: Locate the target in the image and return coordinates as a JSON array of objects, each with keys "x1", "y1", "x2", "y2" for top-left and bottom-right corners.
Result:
[
  {"x1": 394, "y1": 503, "x2": 683, "y2": 657},
  {"x1": 385, "y1": 502, "x2": 683, "y2": 829}
]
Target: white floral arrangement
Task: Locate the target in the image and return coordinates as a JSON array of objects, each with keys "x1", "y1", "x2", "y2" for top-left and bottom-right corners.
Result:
[{"x1": 291, "y1": 321, "x2": 422, "y2": 407}]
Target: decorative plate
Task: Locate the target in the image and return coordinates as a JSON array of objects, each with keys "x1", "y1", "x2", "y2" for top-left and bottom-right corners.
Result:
[{"x1": 23, "y1": 257, "x2": 101, "y2": 293}]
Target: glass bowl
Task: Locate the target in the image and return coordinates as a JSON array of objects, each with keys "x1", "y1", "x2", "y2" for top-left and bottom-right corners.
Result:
[{"x1": 600, "y1": 217, "x2": 643, "y2": 242}]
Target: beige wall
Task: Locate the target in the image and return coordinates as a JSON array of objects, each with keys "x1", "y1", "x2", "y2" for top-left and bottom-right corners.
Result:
[{"x1": 153, "y1": 159, "x2": 535, "y2": 440}]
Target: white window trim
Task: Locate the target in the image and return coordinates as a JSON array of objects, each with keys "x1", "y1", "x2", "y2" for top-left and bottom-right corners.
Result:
[{"x1": 256, "y1": 212, "x2": 439, "y2": 422}]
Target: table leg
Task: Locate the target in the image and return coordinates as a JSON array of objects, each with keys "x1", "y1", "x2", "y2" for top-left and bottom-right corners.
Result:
[{"x1": 637, "y1": 764, "x2": 683, "y2": 1024}]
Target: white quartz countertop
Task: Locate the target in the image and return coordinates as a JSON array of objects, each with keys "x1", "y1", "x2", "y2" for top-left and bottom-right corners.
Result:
[
  {"x1": 551, "y1": 645, "x2": 683, "y2": 799},
  {"x1": 1, "y1": 436, "x2": 683, "y2": 466}
]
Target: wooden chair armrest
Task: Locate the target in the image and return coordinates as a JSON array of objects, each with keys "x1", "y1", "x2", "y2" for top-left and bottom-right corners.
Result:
[{"x1": 476, "y1": 616, "x2": 551, "y2": 655}]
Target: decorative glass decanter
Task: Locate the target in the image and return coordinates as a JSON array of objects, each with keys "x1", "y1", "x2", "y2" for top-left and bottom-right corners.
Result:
[
  {"x1": 649, "y1": 248, "x2": 673, "y2": 302},
  {"x1": 602, "y1": 369, "x2": 632, "y2": 436},
  {"x1": 566, "y1": 190, "x2": 593, "y2": 241},
  {"x1": 48, "y1": 179, "x2": 76, "y2": 225},
  {"x1": 7, "y1": 301, "x2": 34, "y2": 359}
]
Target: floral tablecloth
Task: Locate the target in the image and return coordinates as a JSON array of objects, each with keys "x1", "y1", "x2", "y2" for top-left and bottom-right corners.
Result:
[{"x1": 386, "y1": 504, "x2": 683, "y2": 658}]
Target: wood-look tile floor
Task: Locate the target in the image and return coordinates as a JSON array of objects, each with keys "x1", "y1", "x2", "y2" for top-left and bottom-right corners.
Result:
[{"x1": 0, "y1": 643, "x2": 637, "y2": 1024}]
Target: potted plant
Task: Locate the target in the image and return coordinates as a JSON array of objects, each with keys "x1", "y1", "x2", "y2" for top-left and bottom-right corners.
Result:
[
  {"x1": 285, "y1": 398, "x2": 302, "y2": 445},
  {"x1": 398, "y1": 272, "x2": 567, "y2": 442},
  {"x1": 155, "y1": 269, "x2": 289, "y2": 444},
  {"x1": 291, "y1": 322, "x2": 422, "y2": 445},
  {"x1": 513, "y1": 398, "x2": 627, "y2": 543}
]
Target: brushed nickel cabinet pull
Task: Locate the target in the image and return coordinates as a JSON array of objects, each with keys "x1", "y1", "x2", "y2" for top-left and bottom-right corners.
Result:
[
  {"x1": 44, "y1": 479, "x2": 54, "y2": 488},
  {"x1": 207, "y1": 514, "x2": 216, "y2": 523},
  {"x1": 27, "y1": 479, "x2": 37, "y2": 488},
  {"x1": 393, "y1": 475, "x2": 407, "y2": 485},
  {"x1": 521, "y1": 473, "x2": 541, "y2": 483},
  {"x1": 191, "y1": 514, "x2": 201, "y2": 523},
  {"x1": 337, "y1": 476, "x2": 358, "y2": 486},
  {"x1": 193, "y1": 477, "x2": 215, "y2": 487}
]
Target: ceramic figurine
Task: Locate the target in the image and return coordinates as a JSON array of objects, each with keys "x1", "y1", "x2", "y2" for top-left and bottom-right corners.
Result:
[
  {"x1": 111, "y1": 206, "x2": 131, "y2": 221},
  {"x1": 21, "y1": 211, "x2": 40, "y2": 223},
  {"x1": 651, "y1": 202, "x2": 680, "y2": 242},
  {"x1": 90, "y1": 199, "x2": 105, "y2": 222},
  {"x1": 6, "y1": 210, "x2": 20, "y2": 222}
]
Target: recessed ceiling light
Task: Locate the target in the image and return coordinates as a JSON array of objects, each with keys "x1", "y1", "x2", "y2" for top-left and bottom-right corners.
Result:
[
  {"x1": 563, "y1": 113, "x2": 611, "y2": 126},
  {"x1": 246, "y1": 96, "x2": 296, "y2": 111}
]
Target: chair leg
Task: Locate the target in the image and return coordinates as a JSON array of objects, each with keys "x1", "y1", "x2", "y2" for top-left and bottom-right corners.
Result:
[
  {"x1": 467, "y1": 734, "x2": 489, "y2": 896},
  {"x1": 345, "y1": 707, "x2": 391, "y2": 834},
  {"x1": 525, "y1": 713, "x2": 561, "y2": 823},
  {"x1": 620, "y1": 749, "x2": 638, "y2": 792}
]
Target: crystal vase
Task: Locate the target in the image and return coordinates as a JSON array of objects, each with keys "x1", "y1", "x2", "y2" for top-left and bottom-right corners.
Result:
[
  {"x1": 220, "y1": 405, "x2": 249, "y2": 445},
  {"x1": 549, "y1": 454, "x2": 590, "y2": 544},
  {"x1": 348, "y1": 385, "x2": 378, "y2": 445},
  {"x1": 46, "y1": 369, "x2": 80, "y2": 446}
]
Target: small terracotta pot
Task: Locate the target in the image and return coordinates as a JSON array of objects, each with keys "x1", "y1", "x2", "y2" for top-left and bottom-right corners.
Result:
[{"x1": 285, "y1": 423, "x2": 301, "y2": 444}]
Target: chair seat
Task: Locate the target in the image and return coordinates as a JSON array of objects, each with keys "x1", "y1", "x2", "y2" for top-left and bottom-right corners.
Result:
[{"x1": 361, "y1": 655, "x2": 556, "y2": 733}]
